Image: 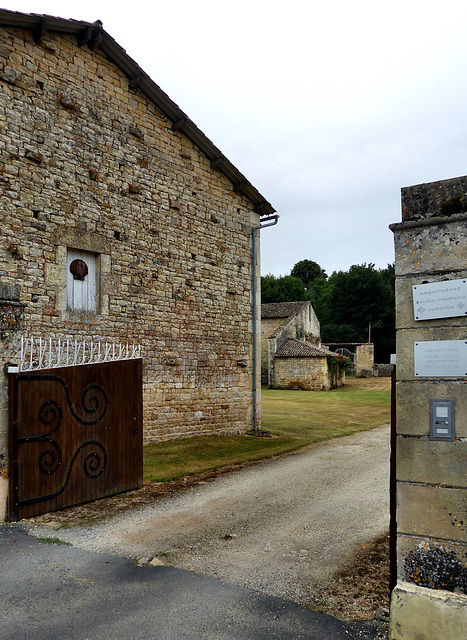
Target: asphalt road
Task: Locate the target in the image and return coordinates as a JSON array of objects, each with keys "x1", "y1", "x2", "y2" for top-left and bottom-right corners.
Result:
[
  {"x1": 0, "y1": 526, "x2": 381, "y2": 640},
  {"x1": 25, "y1": 425, "x2": 390, "y2": 605}
]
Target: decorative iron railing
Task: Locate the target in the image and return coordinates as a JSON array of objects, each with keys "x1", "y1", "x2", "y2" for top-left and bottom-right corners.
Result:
[{"x1": 18, "y1": 337, "x2": 141, "y2": 372}]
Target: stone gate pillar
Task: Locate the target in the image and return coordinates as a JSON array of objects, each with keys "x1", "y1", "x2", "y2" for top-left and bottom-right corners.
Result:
[
  {"x1": 355, "y1": 343, "x2": 374, "y2": 377},
  {"x1": 389, "y1": 176, "x2": 467, "y2": 639}
]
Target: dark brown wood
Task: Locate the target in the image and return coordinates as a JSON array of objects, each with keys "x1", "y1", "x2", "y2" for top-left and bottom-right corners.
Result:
[
  {"x1": 171, "y1": 118, "x2": 187, "y2": 131},
  {"x1": 9, "y1": 359, "x2": 143, "y2": 520},
  {"x1": 129, "y1": 74, "x2": 143, "y2": 90},
  {"x1": 77, "y1": 24, "x2": 102, "y2": 51},
  {"x1": 233, "y1": 181, "x2": 246, "y2": 194},
  {"x1": 210, "y1": 156, "x2": 224, "y2": 169},
  {"x1": 32, "y1": 18, "x2": 47, "y2": 45}
]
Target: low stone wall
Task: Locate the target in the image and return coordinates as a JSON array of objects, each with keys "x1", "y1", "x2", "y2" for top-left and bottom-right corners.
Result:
[
  {"x1": 359, "y1": 364, "x2": 393, "y2": 378},
  {"x1": 374, "y1": 364, "x2": 393, "y2": 377}
]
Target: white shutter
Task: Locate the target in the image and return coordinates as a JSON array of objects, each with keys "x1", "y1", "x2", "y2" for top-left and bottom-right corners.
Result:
[{"x1": 67, "y1": 249, "x2": 97, "y2": 312}]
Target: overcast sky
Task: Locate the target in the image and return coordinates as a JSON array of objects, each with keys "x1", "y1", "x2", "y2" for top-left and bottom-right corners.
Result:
[{"x1": 5, "y1": 1, "x2": 467, "y2": 276}]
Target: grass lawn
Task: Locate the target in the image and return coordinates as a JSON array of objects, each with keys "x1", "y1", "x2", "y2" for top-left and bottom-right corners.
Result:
[{"x1": 143, "y1": 377, "x2": 391, "y2": 483}]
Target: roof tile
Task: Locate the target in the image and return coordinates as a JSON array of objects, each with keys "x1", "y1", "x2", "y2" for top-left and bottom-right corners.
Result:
[
  {"x1": 275, "y1": 339, "x2": 335, "y2": 358},
  {"x1": 261, "y1": 301, "x2": 309, "y2": 319}
]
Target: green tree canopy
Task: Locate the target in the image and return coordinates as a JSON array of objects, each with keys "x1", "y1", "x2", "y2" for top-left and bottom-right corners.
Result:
[
  {"x1": 261, "y1": 262, "x2": 395, "y2": 362},
  {"x1": 290, "y1": 260, "x2": 327, "y2": 286},
  {"x1": 261, "y1": 274, "x2": 306, "y2": 303},
  {"x1": 320, "y1": 263, "x2": 395, "y2": 362}
]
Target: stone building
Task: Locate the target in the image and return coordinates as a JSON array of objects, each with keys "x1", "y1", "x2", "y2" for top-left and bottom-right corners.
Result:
[
  {"x1": 390, "y1": 176, "x2": 467, "y2": 639},
  {"x1": 0, "y1": 11, "x2": 276, "y2": 517},
  {"x1": 273, "y1": 338, "x2": 344, "y2": 391},
  {"x1": 261, "y1": 301, "x2": 342, "y2": 390}
]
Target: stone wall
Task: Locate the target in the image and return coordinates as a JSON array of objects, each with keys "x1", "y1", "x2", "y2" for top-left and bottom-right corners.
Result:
[
  {"x1": 260, "y1": 302, "x2": 320, "y2": 385},
  {"x1": 355, "y1": 343, "x2": 374, "y2": 376},
  {"x1": 273, "y1": 356, "x2": 330, "y2": 391},
  {"x1": 390, "y1": 176, "x2": 467, "y2": 639},
  {"x1": 261, "y1": 317, "x2": 287, "y2": 382},
  {"x1": 0, "y1": 24, "x2": 265, "y2": 516}
]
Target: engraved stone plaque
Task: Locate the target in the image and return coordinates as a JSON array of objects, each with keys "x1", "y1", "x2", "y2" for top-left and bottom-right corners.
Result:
[
  {"x1": 413, "y1": 278, "x2": 467, "y2": 321},
  {"x1": 414, "y1": 340, "x2": 467, "y2": 377}
]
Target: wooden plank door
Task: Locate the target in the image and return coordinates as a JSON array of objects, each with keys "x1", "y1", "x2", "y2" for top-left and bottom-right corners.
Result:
[{"x1": 9, "y1": 359, "x2": 142, "y2": 520}]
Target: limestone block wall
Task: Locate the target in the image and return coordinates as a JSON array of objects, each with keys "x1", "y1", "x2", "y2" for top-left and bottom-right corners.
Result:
[
  {"x1": 390, "y1": 176, "x2": 467, "y2": 639},
  {"x1": 286, "y1": 304, "x2": 320, "y2": 343},
  {"x1": 273, "y1": 356, "x2": 330, "y2": 391},
  {"x1": 355, "y1": 343, "x2": 374, "y2": 376},
  {"x1": 0, "y1": 23, "x2": 263, "y2": 478},
  {"x1": 260, "y1": 302, "x2": 321, "y2": 384},
  {"x1": 261, "y1": 317, "x2": 287, "y2": 382}
]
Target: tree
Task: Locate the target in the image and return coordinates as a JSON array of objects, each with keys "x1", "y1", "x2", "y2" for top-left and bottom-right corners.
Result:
[
  {"x1": 261, "y1": 261, "x2": 395, "y2": 362},
  {"x1": 290, "y1": 260, "x2": 327, "y2": 287},
  {"x1": 320, "y1": 263, "x2": 395, "y2": 362},
  {"x1": 261, "y1": 274, "x2": 306, "y2": 303},
  {"x1": 305, "y1": 276, "x2": 333, "y2": 325}
]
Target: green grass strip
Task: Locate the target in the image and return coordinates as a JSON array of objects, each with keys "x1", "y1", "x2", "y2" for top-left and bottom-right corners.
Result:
[
  {"x1": 143, "y1": 378, "x2": 390, "y2": 483},
  {"x1": 36, "y1": 537, "x2": 72, "y2": 546}
]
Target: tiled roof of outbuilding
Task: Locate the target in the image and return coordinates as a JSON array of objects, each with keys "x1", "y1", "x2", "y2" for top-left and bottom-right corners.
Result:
[
  {"x1": 275, "y1": 339, "x2": 334, "y2": 358},
  {"x1": 261, "y1": 301, "x2": 309, "y2": 319}
]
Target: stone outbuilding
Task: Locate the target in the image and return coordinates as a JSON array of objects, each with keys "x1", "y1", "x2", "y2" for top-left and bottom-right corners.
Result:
[
  {"x1": 273, "y1": 338, "x2": 344, "y2": 391},
  {"x1": 261, "y1": 301, "x2": 343, "y2": 390},
  {"x1": 0, "y1": 10, "x2": 276, "y2": 518}
]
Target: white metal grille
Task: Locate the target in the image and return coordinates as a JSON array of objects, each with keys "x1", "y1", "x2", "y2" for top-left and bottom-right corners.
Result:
[{"x1": 19, "y1": 337, "x2": 142, "y2": 372}]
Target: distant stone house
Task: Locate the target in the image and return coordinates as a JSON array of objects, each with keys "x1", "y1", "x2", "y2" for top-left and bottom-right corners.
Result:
[
  {"x1": 0, "y1": 11, "x2": 276, "y2": 517},
  {"x1": 273, "y1": 338, "x2": 344, "y2": 391},
  {"x1": 261, "y1": 301, "x2": 343, "y2": 390}
]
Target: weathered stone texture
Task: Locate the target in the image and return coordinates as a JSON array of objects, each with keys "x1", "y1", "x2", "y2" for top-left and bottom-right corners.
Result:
[
  {"x1": 0, "y1": 26, "x2": 262, "y2": 447},
  {"x1": 396, "y1": 327, "x2": 467, "y2": 381},
  {"x1": 273, "y1": 356, "x2": 331, "y2": 391},
  {"x1": 397, "y1": 438, "x2": 466, "y2": 486},
  {"x1": 355, "y1": 343, "x2": 374, "y2": 377},
  {"x1": 391, "y1": 176, "x2": 467, "y2": 635},
  {"x1": 397, "y1": 483, "x2": 466, "y2": 542},
  {"x1": 395, "y1": 270, "x2": 467, "y2": 329},
  {"x1": 390, "y1": 581, "x2": 467, "y2": 640},
  {"x1": 393, "y1": 222, "x2": 467, "y2": 277},
  {"x1": 396, "y1": 381, "x2": 467, "y2": 437},
  {"x1": 401, "y1": 175, "x2": 467, "y2": 222}
]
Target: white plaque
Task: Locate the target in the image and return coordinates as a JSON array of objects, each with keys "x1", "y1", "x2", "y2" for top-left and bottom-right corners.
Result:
[
  {"x1": 413, "y1": 278, "x2": 467, "y2": 321},
  {"x1": 414, "y1": 340, "x2": 467, "y2": 377}
]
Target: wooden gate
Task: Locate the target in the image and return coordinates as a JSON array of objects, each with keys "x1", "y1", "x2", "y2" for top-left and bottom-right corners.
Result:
[{"x1": 8, "y1": 359, "x2": 142, "y2": 520}]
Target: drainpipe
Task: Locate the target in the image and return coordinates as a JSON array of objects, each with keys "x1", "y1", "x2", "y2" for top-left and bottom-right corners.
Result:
[{"x1": 252, "y1": 214, "x2": 279, "y2": 432}]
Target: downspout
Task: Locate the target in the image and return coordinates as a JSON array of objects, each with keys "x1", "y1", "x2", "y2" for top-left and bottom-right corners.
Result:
[{"x1": 252, "y1": 214, "x2": 279, "y2": 432}]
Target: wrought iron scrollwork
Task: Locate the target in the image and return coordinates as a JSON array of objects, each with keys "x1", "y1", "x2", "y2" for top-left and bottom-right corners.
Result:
[
  {"x1": 17, "y1": 440, "x2": 107, "y2": 508},
  {"x1": 82, "y1": 441, "x2": 107, "y2": 478},
  {"x1": 80, "y1": 384, "x2": 108, "y2": 421},
  {"x1": 38, "y1": 400, "x2": 62, "y2": 435},
  {"x1": 22, "y1": 374, "x2": 108, "y2": 427},
  {"x1": 38, "y1": 438, "x2": 62, "y2": 474},
  {"x1": 12, "y1": 373, "x2": 109, "y2": 515}
]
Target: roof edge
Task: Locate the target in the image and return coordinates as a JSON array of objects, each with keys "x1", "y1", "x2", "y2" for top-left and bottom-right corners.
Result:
[{"x1": 0, "y1": 9, "x2": 276, "y2": 216}]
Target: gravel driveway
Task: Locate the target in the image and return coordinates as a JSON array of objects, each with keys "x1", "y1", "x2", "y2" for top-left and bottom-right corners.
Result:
[{"x1": 26, "y1": 425, "x2": 390, "y2": 606}]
